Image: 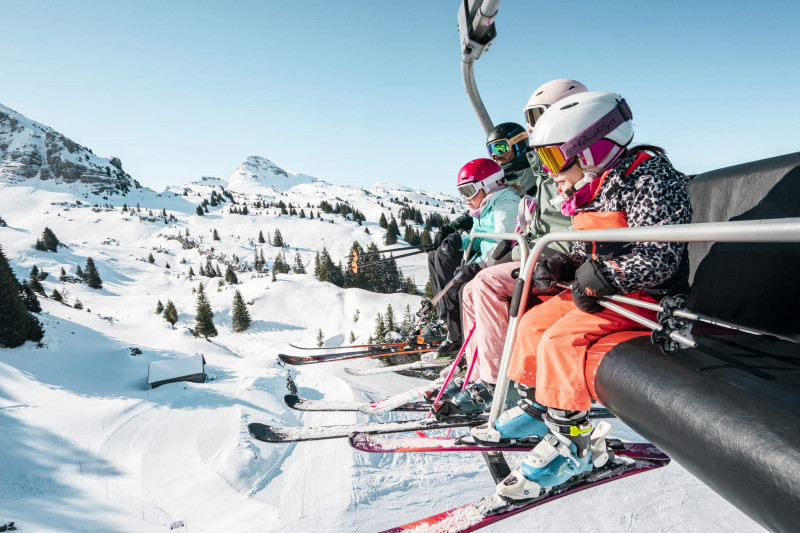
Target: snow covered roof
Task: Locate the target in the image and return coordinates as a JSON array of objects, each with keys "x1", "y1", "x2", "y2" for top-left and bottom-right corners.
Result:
[{"x1": 147, "y1": 354, "x2": 206, "y2": 386}]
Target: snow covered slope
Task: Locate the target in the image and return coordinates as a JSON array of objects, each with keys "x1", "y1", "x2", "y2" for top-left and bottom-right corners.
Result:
[{"x1": 0, "y1": 105, "x2": 768, "y2": 532}]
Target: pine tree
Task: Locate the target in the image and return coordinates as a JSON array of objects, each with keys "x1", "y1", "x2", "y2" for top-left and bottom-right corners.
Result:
[
  {"x1": 272, "y1": 229, "x2": 285, "y2": 247},
  {"x1": 292, "y1": 253, "x2": 306, "y2": 274},
  {"x1": 155, "y1": 300, "x2": 164, "y2": 314},
  {"x1": 213, "y1": 229, "x2": 221, "y2": 241},
  {"x1": 84, "y1": 257, "x2": 102, "y2": 289},
  {"x1": 28, "y1": 267, "x2": 45, "y2": 294},
  {"x1": 424, "y1": 279, "x2": 433, "y2": 299},
  {"x1": 51, "y1": 288, "x2": 63, "y2": 301},
  {"x1": 224, "y1": 265, "x2": 238, "y2": 284},
  {"x1": 379, "y1": 213, "x2": 388, "y2": 229},
  {"x1": 73, "y1": 298, "x2": 83, "y2": 310},
  {"x1": 20, "y1": 281, "x2": 41, "y2": 313},
  {"x1": 196, "y1": 205, "x2": 204, "y2": 216},
  {"x1": 148, "y1": 253, "x2": 155, "y2": 264},
  {"x1": 349, "y1": 331, "x2": 356, "y2": 344},
  {"x1": 76, "y1": 265, "x2": 85, "y2": 280},
  {"x1": 40, "y1": 227, "x2": 60, "y2": 251},
  {"x1": 385, "y1": 304, "x2": 396, "y2": 333},
  {"x1": 0, "y1": 246, "x2": 44, "y2": 347},
  {"x1": 231, "y1": 290, "x2": 251, "y2": 333},
  {"x1": 401, "y1": 304, "x2": 415, "y2": 335},
  {"x1": 163, "y1": 300, "x2": 178, "y2": 328},
  {"x1": 353, "y1": 309, "x2": 360, "y2": 323},
  {"x1": 193, "y1": 284, "x2": 218, "y2": 338},
  {"x1": 316, "y1": 328, "x2": 324, "y2": 347},
  {"x1": 258, "y1": 230, "x2": 265, "y2": 244},
  {"x1": 188, "y1": 266, "x2": 195, "y2": 278},
  {"x1": 384, "y1": 223, "x2": 398, "y2": 245},
  {"x1": 373, "y1": 313, "x2": 387, "y2": 343}
]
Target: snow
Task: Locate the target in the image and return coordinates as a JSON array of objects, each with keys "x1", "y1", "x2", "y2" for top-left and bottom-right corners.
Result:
[
  {"x1": 0, "y1": 176, "x2": 769, "y2": 532},
  {"x1": 147, "y1": 354, "x2": 205, "y2": 387}
]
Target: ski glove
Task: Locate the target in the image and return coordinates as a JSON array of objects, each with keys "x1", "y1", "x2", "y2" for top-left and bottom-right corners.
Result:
[
  {"x1": 434, "y1": 225, "x2": 456, "y2": 249},
  {"x1": 533, "y1": 253, "x2": 576, "y2": 292},
  {"x1": 491, "y1": 240, "x2": 515, "y2": 262},
  {"x1": 571, "y1": 260, "x2": 617, "y2": 313},
  {"x1": 439, "y1": 233, "x2": 463, "y2": 258},
  {"x1": 454, "y1": 262, "x2": 482, "y2": 283}
]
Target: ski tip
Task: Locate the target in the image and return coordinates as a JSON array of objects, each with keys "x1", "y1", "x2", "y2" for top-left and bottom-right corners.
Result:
[
  {"x1": 284, "y1": 394, "x2": 300, "y2": 408},
  {"x1": 277, "y1": 353, "x2": 314, "y2": 365},
  {"x1": 247, "y1": 422, "x2": 278, "y2": 442},
  {"x1": 357, "y1": 404, "x2": 378, "y2": 415}
]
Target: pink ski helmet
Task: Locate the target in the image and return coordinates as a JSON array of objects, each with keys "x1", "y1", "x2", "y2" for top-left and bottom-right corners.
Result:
[{"x1": 456, "y1": 158, "x2": 504, "y2": 199}]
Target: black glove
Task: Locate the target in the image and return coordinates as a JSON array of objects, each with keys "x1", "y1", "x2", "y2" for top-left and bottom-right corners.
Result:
[
  {"x1": 439, "y1": 233, "x2": 462, "y2": 258},
  {"x1": 434, "y1": 225, "x2": 456, "y2": 249},
  {"x1": 533, "y1": 253, "x2": 575, "y2": 292},
  {"x1": 571, "y1": 260, "x2": 617, "y2": 313},
  {"x1": 454, "y1": 262, "x2": 482, "y2": 282},
  {"x1": 491, "y1": 240, "x2": 515, "y2": 262}
]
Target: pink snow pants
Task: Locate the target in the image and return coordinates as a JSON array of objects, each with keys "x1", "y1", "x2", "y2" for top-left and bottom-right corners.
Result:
[{"x1": 460, "y1": 262, "x2": 554, "y2": 384}]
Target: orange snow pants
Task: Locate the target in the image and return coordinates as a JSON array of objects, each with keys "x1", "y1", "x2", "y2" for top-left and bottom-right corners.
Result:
[{"x1": 507, "y1": 289, "x2": 658, "y2": 411}]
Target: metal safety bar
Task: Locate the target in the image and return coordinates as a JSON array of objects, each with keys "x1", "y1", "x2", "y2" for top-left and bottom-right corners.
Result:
[{"x1": 480, "y1": 217, "x2": 800, "y2": 439}]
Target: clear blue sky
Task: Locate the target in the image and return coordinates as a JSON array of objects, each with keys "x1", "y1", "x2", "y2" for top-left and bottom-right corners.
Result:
[{"x1": 2, "y1": 1, "x2": 798, "y2": 195}]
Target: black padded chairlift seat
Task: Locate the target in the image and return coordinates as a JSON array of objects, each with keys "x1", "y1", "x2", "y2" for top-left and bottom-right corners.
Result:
[{"x1": 593, "y1": 152, "x2": 800, "y2": 533}]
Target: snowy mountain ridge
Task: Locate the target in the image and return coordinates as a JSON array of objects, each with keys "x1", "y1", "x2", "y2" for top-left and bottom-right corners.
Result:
[{"x1": 0, "y1": 103, "x2": 140, "y2": 197}]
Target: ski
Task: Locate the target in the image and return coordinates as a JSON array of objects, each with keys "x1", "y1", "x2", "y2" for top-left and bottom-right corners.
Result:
[
  {"x1": 247, "y1": 415, "x2": 481, "y2": 444},
  {"x1": 288, "y1": 341, "x2": 408, "y2": 351},
  {"x1": 277, "y1": 346, "x2": 437, "y2": 366},
  {"x1": 285, "y1": 393, "x2": 614, "y2": 419},
  {"x1": 344, "y1": 359, "x2": 450, "y2": 376},
  {"x1": 358, "y1": 379, "x2": 444, "y2": 414},
  {"x1": 349, "y1": 432, "x2": 627, "y2": 454},
  {"x1": 377, "y1": 443, "x2": 670, "y2": 533},
  {"x1": 284, "y1": 394, "x2": 431, "y2": 413}
]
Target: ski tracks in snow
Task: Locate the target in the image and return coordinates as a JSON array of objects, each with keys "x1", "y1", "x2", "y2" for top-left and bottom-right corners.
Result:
[{"x1": 276, "y1": 368, "x2": 357, "y2": 529}]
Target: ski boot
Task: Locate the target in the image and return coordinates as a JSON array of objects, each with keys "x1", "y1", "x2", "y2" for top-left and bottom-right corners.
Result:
[
  {"x1": 407, "y1": 320, "x2": 448, "y2": 348},
  {"x1": 496, "y1": 409, "x2": 613, "y2": 500},
  {"x1": 435, "y1": 338, "x2": 460, "y2": 357},
  {"x1": 470, "y1": 384, "x2": 548, "y2": 443},
  {"x1": 435, "y1": 380, "x2": 522, "y2": 416},
  {"x1": 424, "y1": 375, "x2": 464, "y2": 405}
]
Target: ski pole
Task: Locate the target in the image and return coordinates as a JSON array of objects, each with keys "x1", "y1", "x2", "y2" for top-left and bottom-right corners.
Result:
[
  {"x1": 567, "y1": 286, "x2": 766, "y2": 337},
  {"x1": 444, "y1": 346, "x2": 479, "y2": 438},
  {"x1": 427, "y1": 322, "x2": 477, "y2": 418},
  {"x1": 554, "y1": 282, "x2": 696, "y2": 349},
  {"x1": 351, "y1": 250, "x2": 429, "y2": 272},
  {"x1": 349, "y1": 245, "x2": 434, "y2": 258}
]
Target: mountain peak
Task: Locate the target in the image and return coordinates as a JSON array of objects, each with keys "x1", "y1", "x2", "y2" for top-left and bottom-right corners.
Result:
[
  {"x1": 0, "y1": 102, "x2": 140, "y2": 196},
  {"x1": 227, "y1": 156, "x2": 318, "y2": 192}
]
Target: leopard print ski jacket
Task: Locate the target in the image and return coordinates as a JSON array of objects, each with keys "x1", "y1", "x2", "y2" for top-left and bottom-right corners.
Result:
[{"x1": 567, "y1": 152, "x2": 693, "y2": 295}]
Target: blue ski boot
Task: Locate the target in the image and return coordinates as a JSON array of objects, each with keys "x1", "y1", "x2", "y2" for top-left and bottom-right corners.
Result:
[
  {"x1": 496, "y1": 409, "x2": 612, "y2": 500},
  {"x1": 469, "y1": 384, "x2": 548, "y2": 443}
]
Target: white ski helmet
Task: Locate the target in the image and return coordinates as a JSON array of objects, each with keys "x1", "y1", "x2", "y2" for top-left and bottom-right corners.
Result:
[
  {"x1": 529, "y1": 91, "x2": 634, "y2": 174},
  {"x1": 523, "y1": 78, "x2": 588, "y2": 132}
]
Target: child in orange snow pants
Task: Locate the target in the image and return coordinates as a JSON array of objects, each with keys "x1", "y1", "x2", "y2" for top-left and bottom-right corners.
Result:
[{"x1": 507, "y1": 289, "x2": 658, "y2": 412}]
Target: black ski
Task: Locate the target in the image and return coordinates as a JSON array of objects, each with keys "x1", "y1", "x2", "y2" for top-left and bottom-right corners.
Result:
[
  {"x1": 287, "y1": 341, "x2": 408, "y2": 351},
  {"x1": 284, "y1": 394, "x2": 430, "y2": 412},
  {"x1": 277, "y1": 346, "x2": 437, "y2": 366},
  {"x1": 247, "y1": 416, "x2": 481, "y2": 443},
  {"x1": 284, "y1": 393, "x2": 615, "y2": 419}
]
